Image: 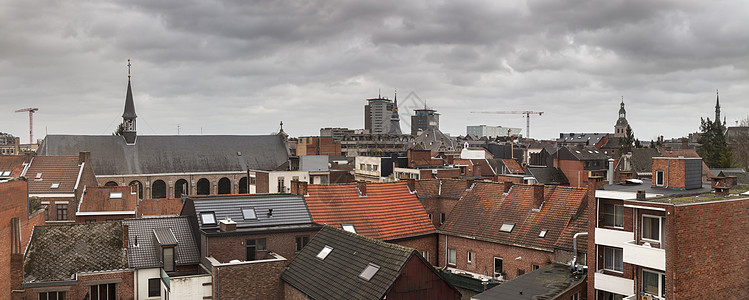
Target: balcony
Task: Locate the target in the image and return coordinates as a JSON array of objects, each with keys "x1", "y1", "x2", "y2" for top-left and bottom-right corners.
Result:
[
  {"x1": 594, "y1": 271, "x2": 634, "y2": 296},
  {"x1": 595, "y1": 227, "x2": 634, "y2": 248},
  {"x1": 622, "y1": 240, "x2": 665, "y2": 271}
]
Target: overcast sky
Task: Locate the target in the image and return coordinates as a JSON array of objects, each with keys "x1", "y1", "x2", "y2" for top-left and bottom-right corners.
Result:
[{"x1": 2, "y1": 0, "x2": 748, "y2": 144}]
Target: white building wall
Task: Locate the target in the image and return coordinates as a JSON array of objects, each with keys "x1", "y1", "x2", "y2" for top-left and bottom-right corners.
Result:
[
  {"x1": 169, "y1": 273, "x2": 212, "y2": 300},
  {"x1": 467, "y1": 125, "x2": 522, "y2": 138},
  {"x1": 268, "y1": 171, "x2": 310, "y2": 193},
  {"x1": 135, "y1": 268, "x2": 162, "y2": 300}
]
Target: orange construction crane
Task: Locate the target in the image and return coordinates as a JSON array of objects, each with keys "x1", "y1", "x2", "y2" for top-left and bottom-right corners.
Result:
[
  {"x1": 470, "y1": 111, "x2": 544, "y2": 138},
  {"x1": 15, "y1": 108, "x2": 39, "y2": 144}
]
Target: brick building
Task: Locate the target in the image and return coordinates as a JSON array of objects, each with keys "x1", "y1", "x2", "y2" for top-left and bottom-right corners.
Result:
[
  {"x1": 18, "y1": 221, "x2": 133, "y2": 300},
  {"x1": 438, "y1": 182, "x2": 589, "y2": 282},
  {"x1": 414, "y1": 179, "x2": 470, "y2": 229},
  {"x1": 296, "y1": 136, "x2": 342, "y2": 156},
  {"x1": 554, "y1": 146, "x2": 608, "y2": 188},
  {"x1": 76, "y1": 185, "x2": 138, "y2": 223},
  {"x1": 303, "y1": 181, "x2": 439, "y2": 265},
  {"x1": 282, "y1": 226, "x2": 461, "y2": 300}
]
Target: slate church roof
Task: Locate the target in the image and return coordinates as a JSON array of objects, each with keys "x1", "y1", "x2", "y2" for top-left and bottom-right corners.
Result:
[{"x1": 38, "y1": 134, "x2": 290, "y2": 176}]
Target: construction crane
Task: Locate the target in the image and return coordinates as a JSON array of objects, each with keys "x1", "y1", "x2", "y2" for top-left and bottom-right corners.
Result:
[
  {"x1": 15, "y1": 108, "x2": 39, "y2": 144},
  {"x1": 470, "y1": 111, "x2": 544, "y2": 138}
]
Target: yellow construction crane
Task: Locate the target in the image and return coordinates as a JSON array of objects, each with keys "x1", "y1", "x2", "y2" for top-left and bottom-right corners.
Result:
[{"x1": 470, "y1": 111, "x2": 544, "y2": 138}]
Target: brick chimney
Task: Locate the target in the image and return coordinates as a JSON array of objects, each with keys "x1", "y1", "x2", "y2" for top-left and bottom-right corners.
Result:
[
  {"x1": 357, "y1": 181, "x2": 367, "y2": 196},
  {"x1": 79, "y1": 151, "x2": 91, "y2": 164},
  {"x1": 532, "y1": 184, "x2": 545, "y2": 209},
  {"x1": 219, "y1": 218, "x2": 237, "y2": 232},
  {"x1": 293, "y1": 181, "x2": 308, "y2": 196},
  {"x1": 465, "y1": 178, "x2": 476, "y2": 190},
  {"x1": 503, "y1": 181, "x2": 514, "y2": 194},
  {"x1": 23, "y1": 151, "x2": 34, "y2": 163},
  {"x1": 14, "y1": 137, "x2": 20, "y2": 155},
  {"x1": 122, "y1": 224, "x2": 129, "y2": 247},
  {"x1": 404, "y1": 178, "x2": 416, "y2": 192}
]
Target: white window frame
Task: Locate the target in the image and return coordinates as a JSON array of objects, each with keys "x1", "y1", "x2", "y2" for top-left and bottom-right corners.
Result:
[
  {"x1": 655, "y1": 170, "x2": 664, "y2": 186},
  {"x1": 421, "y1": 250, "x2": 429, "y2": 261},
  {"x1": 467, "y1": 251, "x2": 473, "y2": 264},
  {"x1": 602, "y1": 246, "x2": 624, "y2": 273},
  {"x1": 641, "y1": 215, "x2": 663, "y2": 244},
  {"x1": 447, "y1": 248, "x2": 456, "y2": 266},
  {"x1": 602, "y1": 204, "x2": 624, "y2": 228},
  {"x1": 342, "y1": 224, "x2": 356, "y2": 233},
  {"x1": 493, "y1": 257, "x2": 503, "y2": 278},
  {"x1": 642, "y1": 269, "x2": 665, "y2": 299}
]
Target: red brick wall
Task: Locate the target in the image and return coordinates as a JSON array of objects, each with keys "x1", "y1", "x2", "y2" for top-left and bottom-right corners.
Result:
[
  {"x1": 256, "y1": 172, "x2": 270, "y2": 194},
  {"x1": 419, "y1": 197, "x2": 460, "y2": 230},
  {"x1": 284, "y1": 282, "x2": 311, "y2": 300},
  {"x1": 493, "y1": 175, "x2": 524, "y2": 184},
  {"x1": 213, "y1": 259, "x2": 287, "y2": 300},
  {"x1": 436, "y1": 168, "x2": 462, "y2": 179},
  {"x1": 206, "y1": 229, "x2": 320, "y2": 263},
  {"x1": 2, "y1": 180, "x2": 45, "y2": 298},
  {"x1": 557, "y1": 159, "x2": 585, "y2": 188},
  {"x1": 438, "y1": 234, "x2": 554, "y2": 280},
  {"x1": 388, "y1": 234, "x2": 438, "y2": 266},
  {"x1": 671, "y1": 199, "x2": 749, "y2": 299},
  {"x1": 17, "y1": 270, "x2": 134, "y2": 300},
  {"x1": 386, "y1": 254, "x2": 461, "y2": 300},
  {"x1": 76, "y1": 214, "x2": 133, "y2": 223},
  {"x1": 651, "y1": 158, "x2": 686, "y2": 188}
]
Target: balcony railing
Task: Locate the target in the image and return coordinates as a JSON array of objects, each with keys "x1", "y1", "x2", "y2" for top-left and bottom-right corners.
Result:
[{"x1": 622, "y1": 240, "x2": 665, "y2": 271}]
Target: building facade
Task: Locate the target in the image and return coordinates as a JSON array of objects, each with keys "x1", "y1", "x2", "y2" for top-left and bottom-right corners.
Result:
[
  {"x1": 412, "y1": 108, "x2": 440, "y2": 136},
  {"x1": 467, "y1": 125, "x2": 522, "y2": 139}
]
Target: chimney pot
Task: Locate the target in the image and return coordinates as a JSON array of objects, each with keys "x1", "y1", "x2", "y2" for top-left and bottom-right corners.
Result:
[
  {"x1": 532, "y1": 184, "x2": 544, "y2": 209},
  {"x1": 122, "y1": 224, "x2": 129, "y2": 247},
  {"x1": 79, "y1": 151, "x2": 91, "y2": 164}
]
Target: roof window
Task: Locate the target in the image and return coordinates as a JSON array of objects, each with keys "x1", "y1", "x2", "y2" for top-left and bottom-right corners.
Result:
[
  {"x1": 200, "y1": 212, "x2": 217, "y2": 225},
  {"x1": 1, "y1": 170, "x2": 11, "y2": 176},
  {"x1": 342, "y1": 224, "x2": 356, "y2": 233},
  {"x1": 539, "y1": 229, "x2": 548, "y2": 238},
  {"x1": 359, "y1": 263, "x2": 381, "y2": 281},
  {"x1": 35, "y1": 172, "x2": 42, "y2": 179},
  {"x1": 109, "y1": 192, "x2": 123, "y2": 199},
  {"x1": 242, "y1": 208, "x2": 257, "y2": 220},
  {"x1": 50, "y1": 183, "x2": 60, "y2": 189},
  {"x1": 316, "y1": 245, "x2": 333, "y2": 260},
  {"x1": 499, "y1": 223, "x2": 515, "y2": 233}
]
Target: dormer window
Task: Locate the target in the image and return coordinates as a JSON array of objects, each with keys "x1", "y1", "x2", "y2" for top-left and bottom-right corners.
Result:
[
  {"x1": 109, "y1": 192, "x2": 123, "y2": 199},
  {"x1": 200, "y1": 212, "x2": 217, "y2": 225},
  {"x1": 242, "y1": 208, "x2": 257, "y2": 220},
  {"x1": 316, "y1": 245, "x2": 333, "y2": 260},
  {"x1": 50, "y1": 183, "x2": 60, "y2": 189}
]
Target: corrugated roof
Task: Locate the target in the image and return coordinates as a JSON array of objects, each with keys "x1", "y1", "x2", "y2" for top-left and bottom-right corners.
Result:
[
  {"x1": 281, "y1": 226, "x2": 415, "y2": 300},
  {"x1": 38, "y1": 134, "x2": 289, "y2": 175},
  {"x1": 24, "y1": 222, "x2": 127, "y2": 283},
  {"x1": 25, "y1": 156, "x2": 82, "y2": 194},
  {"x1": 123, "y1": 216, "x2": 200, "y2": 269},
  {"x1": 440, "y1": 182, "x2": 588, "y2": 252},
  {"x1": 305, "y1": 182, "x2": 436, "y2": 241},
  {"x1": 189, "y1": 194, "x2": 314, "y2": 229}
]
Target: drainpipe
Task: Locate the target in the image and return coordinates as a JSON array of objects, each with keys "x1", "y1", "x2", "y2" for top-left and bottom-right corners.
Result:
[{"x1": 571, "y1": 232, "x2": 588, "y2": 271}]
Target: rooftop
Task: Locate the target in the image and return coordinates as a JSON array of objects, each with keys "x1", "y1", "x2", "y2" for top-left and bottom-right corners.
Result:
[
  {"x1": 123, "y1": 216, "x2": 201, "y2": 269},
  {"x1": 25, "y1": 156, "x2": 82, "y2": 194},
  {"x1": 185, "y1": 193, "x2": 316, "y2": 232},
  {"x1": 472, "y1": 263, "x2": 586, "y2": 300}
]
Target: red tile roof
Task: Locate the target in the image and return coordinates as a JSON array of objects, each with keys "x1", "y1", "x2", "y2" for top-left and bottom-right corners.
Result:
[
  {"x1": 138, "y1": 198, "x2": 184, "y2": 217},
  {"x1": 305, "y1": 182, "x2": 436, "y2": 241},
  {"x1": 26, "y1": 156, "x2": 82, "y2": 194},
  {"x1": 502, "y1": 159, "x2": 524, "y2": 174},
  {"x1": 661, "y1": 149, "x2": 714, "y2": 178},
  {"x1": 78, "y1": 185, "x2": 137, "y2": 213},
  {"x1": 415, "y1": 179, "x2": 470, "y2": 200},
  {"x1": 0, "y1": 155, "x2": 27, "y2": 178},
  {"x1": 440, "y1": 182, "x2": 588, "y2": 251}
]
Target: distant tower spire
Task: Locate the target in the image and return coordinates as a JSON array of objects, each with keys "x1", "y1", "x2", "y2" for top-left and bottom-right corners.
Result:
[
  {"x1": 715, "y1": 89, "x2": 721, "y2": 124},
  {"x1": 378, "y1": 88, "x2": 381, "y2": 99},
  {"x1": 614, "y1": 97, "x2": 629, "y2": 138},
  {"x1": 122, "y1": 59, "x2": 137, "y2": 145}
]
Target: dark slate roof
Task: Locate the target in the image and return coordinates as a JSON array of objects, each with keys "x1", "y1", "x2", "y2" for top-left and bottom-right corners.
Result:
[
  {"x1": 601, "y1": 178, "x2": 712, "y2": 197},
  {"x1": 38, "y1": 134, "x2": 289, "y2": 175},
  {"x1": 525, "y1": 166, "x2": 569, "y2": 185},
  {"x1": 188, "y1": 194, "x2": 315, "y2": 230},
  {"x1": 24, "y1": 222, "x2": 127, "y2": 283},
  {"x1": 411, "y1": 128, "x2": 457, "y2": 152},
  {"x1": 122, "y1": 79, "x2": 137, "y2": 118},
  {"x1": 281, "y1": 226, "x2": 415, "y2": 300},
  {"x1": 473, "y1": 263, "x2": 586, "y2": 300},
  {"x1": 556, "y1": 133, "x2": 608, "y2": 144},
  {"x1": 563, "y1": 146, "x2": 608, "y2": 161},
  {"x1": 630, "y1": 148, "x2": 660, "y2": 175},
  {"x1": 123, "y1": 216, "x2": 200, "y2": 269}
]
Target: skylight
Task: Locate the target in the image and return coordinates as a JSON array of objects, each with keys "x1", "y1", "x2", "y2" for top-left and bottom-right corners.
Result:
[
  {"x1": 342, "y1": 224, "x2": 356, "y2": 233},
  {"x1": 499, "y1": 223, "x2": 515, "y2": 233},
  {"x1": 109, "y1": 192, "x2": 123, "y2": 199},
  {"x1": 539, "y1": 229, "x2": 548, "y2": 238},
  {"x1": 242, "y1": 208, "x2": 257, "y2": 220},
  {"x1": 35, "y1": 172, "x2": 42, "y2": 179},
  {"x1": 50, "y1": 183, "x2": 60, "y2": 189},
  {"x1": 316, "y1": 245, "x2": 333, "y2": 260},
  {"x1": 200, "y1": 212, "x2": 217, "y2": 225},
  {"x1": 359, "y1": 263, "x2": 381, "y2": 281},
  {"x1": 1, "y1": 170, "x2": 11, "y2": 176}
]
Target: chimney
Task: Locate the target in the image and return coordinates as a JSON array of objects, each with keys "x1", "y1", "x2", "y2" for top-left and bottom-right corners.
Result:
[
  {"x1": 219, "y1": 217, "x2": 237, "y2": 232},
  {"x1": 465, "y1": 178, "x2": 476, "y2": 190},
  {"x1": 297, "y1": 181, "x2": 308, "y2": 196},
  {"x1": 357, "y1": 181, "x2": 367, "y2": 196},
  {"x1": 14, "y1": 137, "x2": 20, "y2": 155},
  {"x1": 532, "y1": 184, "x2": 544, "y2": 209},
  {"x1": 122, "y1": 224, "x2": 129, "y2": 247},
  {"x1": 608, "y1": 158, "x2": 615, "y2": 185},
  {"x1": 503, "y1": 181, "x2": 514, "y2": 193},
  {"x1": 404, "y1": 178, "x2": 416, "y2": 192},
  {"x1": 23, "y1": 151, "x2": 34, "y2": 163},
  {"x1": 79, "y1": 151, "x2": 91, "y2": 164},
  {"x1": 636, "y1": 190, "x2": 646, "y2": 201},
  {"x1": 290, "y1": 180, "x2": 299, "y2": 194}
]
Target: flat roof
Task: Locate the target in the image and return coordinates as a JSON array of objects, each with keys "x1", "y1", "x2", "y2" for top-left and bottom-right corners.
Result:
[{"x1": 472, "y1": 263, "x2": 585, "y2": 300}]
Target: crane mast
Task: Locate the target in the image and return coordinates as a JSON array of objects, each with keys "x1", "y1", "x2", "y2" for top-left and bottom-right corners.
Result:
[{"x1": 15, "y1": 108, "x2": 39, "y2": 144}]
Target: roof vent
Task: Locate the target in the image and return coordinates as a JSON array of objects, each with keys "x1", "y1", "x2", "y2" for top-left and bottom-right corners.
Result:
[{"x1": 267, "y1": 208, "x2": 273, "y2": 217}]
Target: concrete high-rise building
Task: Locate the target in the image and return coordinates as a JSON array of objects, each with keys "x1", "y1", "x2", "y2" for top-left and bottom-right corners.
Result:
[
  {"x1": 466, "y1": 125, "x2": 522, "y2": 138},
  {"x1": 364, "y1": 91, "x2": 402, "y2": 135},
  {"x1": 411, "y1": 107, "x2": 439, "y2": 136}
]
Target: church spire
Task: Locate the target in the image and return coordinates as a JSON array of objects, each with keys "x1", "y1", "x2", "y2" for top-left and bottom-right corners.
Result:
[
  {"x1": 122, "y1": 59, "x2": 137, "y2": 144},
  {"x1": 715, "y1": 89, "x2": 721, "y2": 124}
]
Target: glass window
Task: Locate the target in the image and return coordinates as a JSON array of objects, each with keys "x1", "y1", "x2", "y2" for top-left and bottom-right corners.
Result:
[
  {"x1": 109, "y1": 192, "x2": 122, "y2": 199},
  {"x1": 317, "y1": 245, "x2": 333, "y2": 260},
  {"x1": 642, "y1": 270, "x2": 664, "y2": 298},
  {"x1": 421, "y1": 251, "x2": 429, "y2": 261},
  {"x1": 656, "y1": 171, "x2": 664, "y2": 186},
  {"x1": 90, "y1": 283, "x2": 116, "y2": 300},
  {"x1": 200, "y1": 212, "x2": 216, "y2": 225},
  {"x1": 242, "y1": 208, "x2": 257, "y2": 220},
  {"x1": 359, "y1": 263, "x2": 381, "y2": 281},
  {"x1": 56, "y1": 204, "x2": 68, "y2": 221},
  {"x1": 38, "y1": 291, "x2": 66, "y2": 300},
  {"x1": 448, "y1": 248, "x2": 456, "y2": 265},
  {"x1": 467, "y1": 251, "x2": 473, "y2": 263},
  {"x1": 642, "y1": 216, "x2": 661, "y2": 242},
  {"x1": 603, "y1": 246, "x2": 623, "y2": 272},
  {"x1": 342, "y1": 224, "x2": 356, "y2": 233},
  {"x1": 603, "y1": 204, "x2": 624, "y2": 227},
  {"x1": 440, "y1": 213, "x2": 446, "y2": 224},
  {"x1": 163, "y1": 247, "x2": 174, "y2": 272},
  {"x1": 295, "y1": 236, "x2": 309, "y2": 252},
  {"x1": 499, "y1": 223, "x2": 515, "y2": 233},
  {"x1": 148, "y1": 278, "x2": 161, "y2": 297},
  {"x1": 539, "y1": 229, "x2": 548, "y2": 238}
]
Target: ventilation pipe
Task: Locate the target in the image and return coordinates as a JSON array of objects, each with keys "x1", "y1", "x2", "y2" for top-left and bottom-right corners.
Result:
[
  {"x1": 571, "y1": 232, "x2": 588, "y2": 273},
  {"x1": 608, "y1": 158, "x2": 615, "y2": 185}
]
